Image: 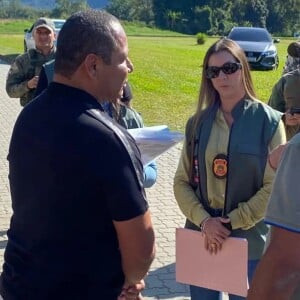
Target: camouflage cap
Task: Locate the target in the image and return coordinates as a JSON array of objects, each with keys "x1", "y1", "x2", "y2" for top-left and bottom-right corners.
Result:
[
  {"x1": 33, "y1": 17, "x2": 55, "y2": 33},
  {"x1": 287, "y1": 41, "x2": 300, "y2": 58}
]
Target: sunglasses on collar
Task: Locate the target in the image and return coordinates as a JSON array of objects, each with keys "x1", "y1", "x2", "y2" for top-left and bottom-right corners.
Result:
[{"x1": 205, "y1": 62, "x2": 242, "y2": 79}]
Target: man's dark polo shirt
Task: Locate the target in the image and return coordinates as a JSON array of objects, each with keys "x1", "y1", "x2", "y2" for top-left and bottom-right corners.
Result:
[{"x1": 0, "y1": 83, "x2": 148, "y2": 300}]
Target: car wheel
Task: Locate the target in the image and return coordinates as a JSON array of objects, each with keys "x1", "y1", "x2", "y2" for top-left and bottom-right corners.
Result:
[{"x1": 24, "y1": 40, "x2": 27, "y2": 52}]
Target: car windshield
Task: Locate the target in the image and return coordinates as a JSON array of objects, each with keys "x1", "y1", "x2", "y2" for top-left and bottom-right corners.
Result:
[
  {"x1": 54, "y1": 21, "x2": 65, "y2": 29},
  {"x1": 229, "y1": 29, "x2": 272, "y2": 42}
]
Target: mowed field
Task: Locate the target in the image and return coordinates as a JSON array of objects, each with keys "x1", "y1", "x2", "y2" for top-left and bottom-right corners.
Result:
[
  {"x1": 0, "y1": 20, "x2": 296, "y2": 131},
  {"x1": 128, "y1": 36, "x2": 294, "y2": 131}
]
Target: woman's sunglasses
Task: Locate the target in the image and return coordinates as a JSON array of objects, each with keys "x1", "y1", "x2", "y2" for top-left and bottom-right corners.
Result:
[{"x1": 205, "y1": 62, "x2": 242, "y2": 79}]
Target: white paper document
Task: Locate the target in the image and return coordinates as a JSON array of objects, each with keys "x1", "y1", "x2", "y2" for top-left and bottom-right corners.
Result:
[{"x1": 128, "y1": 125, "x2": 184, "y2": 166}]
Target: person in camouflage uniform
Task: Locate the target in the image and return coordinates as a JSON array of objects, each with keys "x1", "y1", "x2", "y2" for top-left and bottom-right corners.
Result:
[
  {"x1": 282, "y1": 41, "x2": 300, "y2": 74},
  {"x1": 6, "y1": 17, "x2": 56, "y2": 106},
  {"x1": 268, "y1": 41, "x2": 300, "y2": 140}
]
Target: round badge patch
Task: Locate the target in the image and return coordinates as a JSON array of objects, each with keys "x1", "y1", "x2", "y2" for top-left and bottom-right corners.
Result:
[{"x1": 212, "y1": 154, "x2": 228, "y2": 179}]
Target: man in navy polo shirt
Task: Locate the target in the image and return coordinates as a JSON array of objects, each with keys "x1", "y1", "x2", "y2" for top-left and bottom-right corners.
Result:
[{"x1": 0, "y1": 10, "x2": 155, "y2": 300}]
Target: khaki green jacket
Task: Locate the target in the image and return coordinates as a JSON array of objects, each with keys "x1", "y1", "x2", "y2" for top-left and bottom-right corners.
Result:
[
  {"x1": 6, "y1": 47, "x2": 56, "y2": 106},
  {"x1": 174, "y1": 105, "x2": 285, "y2": 232},
  {"x1": 268, "y1": 69, "x2": 300, "y2": 140}
]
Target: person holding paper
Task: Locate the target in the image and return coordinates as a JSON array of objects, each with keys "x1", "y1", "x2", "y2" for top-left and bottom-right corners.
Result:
[
  {"x1": 104, "y1": 85, "x2": 158, "y2": 188},
  {"x1": 247, "y1": 134, "x2": 300, "y2": 300},
  {"x1": 173, "y1": 37, "x2": 286, "y2": 300},
  {"x1": 35, "y1": 57, "x2": 157, "y2": 188}
]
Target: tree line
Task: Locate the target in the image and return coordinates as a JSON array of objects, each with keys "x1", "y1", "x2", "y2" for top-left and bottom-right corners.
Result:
[
  {"x1": 107, "y1": 0, "x2": 300, "y2": 36},
  {"x1": 0, "y1": 0, "x2": 299, "y2": 36}
]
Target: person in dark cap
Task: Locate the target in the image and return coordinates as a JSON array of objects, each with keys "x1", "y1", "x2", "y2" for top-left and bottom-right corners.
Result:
[
  {"x1": 107, "y1": 81, "x2": 158, "y2": 188},
  {"x1": 268, "y1": 41, "x2": 300, "y2": 140},
  {"x1": 33, "y1": 17, "x2": 56, "y2": 33},
  {"x1": 282, "y1": 40, "x2": 300, "y2": 74},
  {"x1": 6, "y1": 17, "x2": 56, "y2": 106}
]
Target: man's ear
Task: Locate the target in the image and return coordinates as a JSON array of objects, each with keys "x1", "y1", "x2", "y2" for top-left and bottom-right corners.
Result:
[{"x1": 85, "y1": 53, "x2": 103, "y2": 77}]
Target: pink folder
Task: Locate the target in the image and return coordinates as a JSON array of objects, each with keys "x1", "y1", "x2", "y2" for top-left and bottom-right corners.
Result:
[{"x1": 176, "y1": 228, "x2": 248, "y2": 297}]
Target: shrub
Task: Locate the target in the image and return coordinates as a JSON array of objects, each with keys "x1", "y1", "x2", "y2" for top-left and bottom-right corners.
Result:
[{"x1": 196, "y1": 32, "x2": 207, "y2": 44}]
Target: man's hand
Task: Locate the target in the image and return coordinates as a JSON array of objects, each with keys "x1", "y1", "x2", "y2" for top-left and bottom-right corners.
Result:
[
  {"x1": 118, "y1": 280, "x2": 145, "y2": 300},
  {"x1": 268, "y1": 143, "x2": 287, "y2": 170},
  {"x1": 27, "y1": 75, "x2": 39, "y2": 89}
]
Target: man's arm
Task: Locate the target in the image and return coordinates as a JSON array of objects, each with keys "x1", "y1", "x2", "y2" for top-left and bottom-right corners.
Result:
[
  {"x1": 268, "y1": 143, "x2": 287, "y2": 170},
  {"x1": 6, "y1": 58, "x2": 30, "y2": 98},
  {"x1": 248, "y1": 135, "x2": 300, "y2": 299},
  {"x1": 268, "y1": 77, "x2": 286, "y2": 113},
  {"x1": 247, "y1": 226, "x2": 300, "y2": 299},
  {"x1": 5, "y1": 53, "x2": 39, "y2": 99},
  {"x1": 113, "y1": 209, "x2": 155, "y2": 286}
]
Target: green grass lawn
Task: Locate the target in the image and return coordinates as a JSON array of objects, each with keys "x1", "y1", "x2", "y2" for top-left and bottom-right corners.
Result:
[
  {"x1": 0, "y1": 20, "x2": 296, "y2": 131},
  {"x1": 128, "y1": 36, "x2": 294, "y2": 131}
]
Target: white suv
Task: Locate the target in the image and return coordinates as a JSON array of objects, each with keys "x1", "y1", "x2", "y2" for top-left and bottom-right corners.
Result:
[{"x1": 24, "y1": 19, "x2": 65, "y2": 52}]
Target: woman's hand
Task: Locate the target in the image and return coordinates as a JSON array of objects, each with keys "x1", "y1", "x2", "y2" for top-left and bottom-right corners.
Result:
[
  {"x1": 268, "y1": 143, "x2": 288, "y2": 171},
  {"x1": 202, "y1": 217, "x2": 231, "y2": 254}
]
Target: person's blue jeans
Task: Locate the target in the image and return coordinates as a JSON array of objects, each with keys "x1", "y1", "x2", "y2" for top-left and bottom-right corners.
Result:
[{"x1": 190, "y1": 259, "x2": 259, "y2": 300}]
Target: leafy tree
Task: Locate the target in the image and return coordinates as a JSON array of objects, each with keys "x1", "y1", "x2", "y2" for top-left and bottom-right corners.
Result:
[
  {"x1": 106, "y1": 0, "x2": 154, "y2": 25},
  {"x1": 5, "y1": 0, "x2": 22, "y2": 18},
  {"x1": 192, "y1": 5, "x2": 212, "y2": 34},
  {"x1": 265, "y1": 0, "x2": 299, "y2": 35},
  {"x1": 231, "y1": 0, "x2": 247, "y2": 27},
  {"x1": 131, "y1": 0, "x2": 154, "y2": 25},
  {"x1": 279, "y1": 0, "x2": 300, "y2": 35},
  {"x1": 52, "y1": 0, "x2": 89, "y2": 18},
  {"x1": 211, "y1": 7, "x2": 234, "y2": 35},
  {"x1": 152, "y1": 0, "x2": 168, "y2": 27},
  {"x1": 165, "y1": 10, "x2": 182, "y2": 30},
  {"x1": 244, "y1": 0, "x2": 268, "y2": 27},
  {"x1": 106, "y1": 0, "x2": 135, "y2": 21},
  {"x1": 1, "y1": 0, "x2": 297, "y2": 36}
]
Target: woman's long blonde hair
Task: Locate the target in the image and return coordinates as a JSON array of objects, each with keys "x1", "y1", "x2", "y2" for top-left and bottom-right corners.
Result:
[{"x1": 188, "y1": 38, "x2": 258, "y2": 181}]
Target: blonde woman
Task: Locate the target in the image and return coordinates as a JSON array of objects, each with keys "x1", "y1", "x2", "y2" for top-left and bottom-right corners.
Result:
[{"x1": 173, "y1": 38, "x2": 286, "y2": 300}]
